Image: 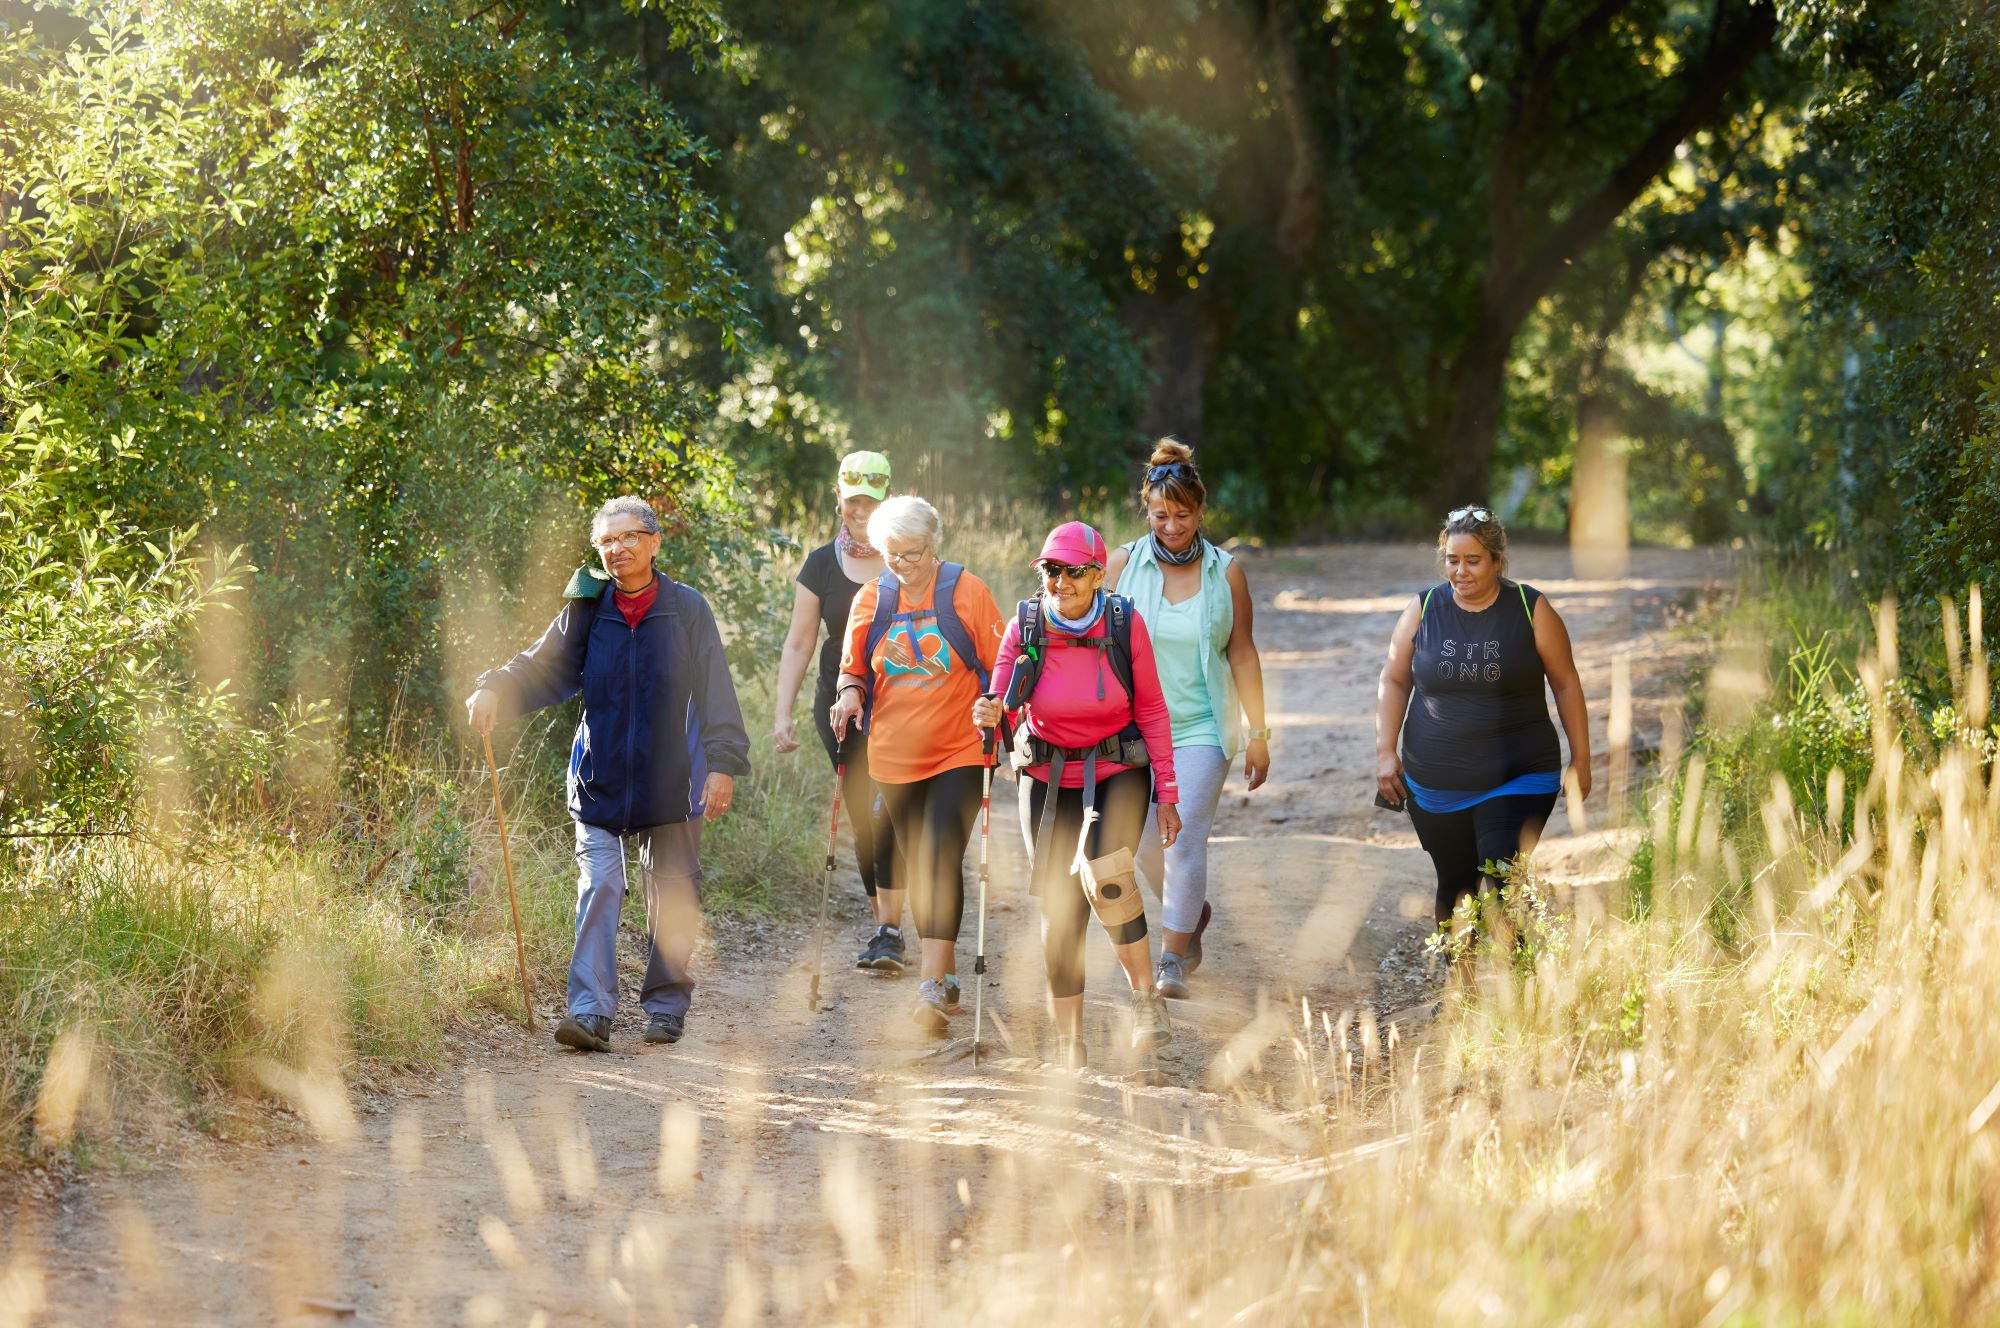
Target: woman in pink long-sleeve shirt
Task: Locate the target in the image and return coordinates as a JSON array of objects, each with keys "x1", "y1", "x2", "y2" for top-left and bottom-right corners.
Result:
[{"x1": 972, "y1": 522, "x2": 1182, "y2": 1069}]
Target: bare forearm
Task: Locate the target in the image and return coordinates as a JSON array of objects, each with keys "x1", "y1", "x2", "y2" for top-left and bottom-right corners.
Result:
[
  {"x1": 1229, "y1": 650, "x2": 1267, "y2": 730},
  {"x1": 1553, "y1": 682, "x2": 1590, "y2": 768},
  {"x1": 1376, "y1": 679, "x2": 1411, "y2": 756},
  {"x1": 775, "y1": 642, "x2": 812, "y2": 719}
]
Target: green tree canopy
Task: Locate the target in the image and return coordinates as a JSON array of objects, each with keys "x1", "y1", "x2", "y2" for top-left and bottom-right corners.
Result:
[{"x1": 3, "y1": 0, "x2": 763, "y2": 763}]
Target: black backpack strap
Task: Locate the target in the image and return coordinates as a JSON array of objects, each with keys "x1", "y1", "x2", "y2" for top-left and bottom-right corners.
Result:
[
  {"x1": 1104, "y1": 595, "x2": 1135, "y2": 699},
  {"x1": 1004, "y1": 597, "x2": 1044, "y2": 709}
]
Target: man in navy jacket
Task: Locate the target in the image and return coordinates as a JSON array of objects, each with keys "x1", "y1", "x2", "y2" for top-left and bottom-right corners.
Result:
[{"x1": 466, "y1": 496, "x2": 752, "y2": 1052}]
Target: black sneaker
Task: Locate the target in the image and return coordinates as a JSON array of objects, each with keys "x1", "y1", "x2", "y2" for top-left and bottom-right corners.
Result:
[
  {"x1": 856, "y1": 926, "x2": 906, "y2": 975},
  {"x1": 642, "y1": 1012, "x2": 684, "y2": 1045},
  {"x1": 554, "y1": 1014, "x2": 612, "y2": 1053},
  {"x1": 1184, "y1": 901, "x2": 1214, "y2": 974}
]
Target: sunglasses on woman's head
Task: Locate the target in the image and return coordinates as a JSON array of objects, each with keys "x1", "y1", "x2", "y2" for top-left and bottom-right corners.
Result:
[
  {"x1": 1446, "y1": 506, "x2": 1494, "y2": 525},
  {"x1": 1037, "y1": 561, "x2": 1098, "y2": 583},
  {"x1": 1147, "y1": 462, "x2": 1194, "y2": 484},
  {"x1": 841, "y1": 470, "x2": 890, "y2": 489}
]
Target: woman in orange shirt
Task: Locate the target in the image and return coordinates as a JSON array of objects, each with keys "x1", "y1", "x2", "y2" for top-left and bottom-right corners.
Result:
[{"x1": 829, "y1": 496, "x2": 1004, "y2": 1033}]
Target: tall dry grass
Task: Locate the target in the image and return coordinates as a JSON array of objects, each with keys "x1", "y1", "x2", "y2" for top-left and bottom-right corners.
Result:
[
  {"x1": 40, "y1": 580, "x2": 1973, "y2": 1325},
  {"x1": 777, "y1": 584, "x2": 1998, "y2": 1323},
  {"x1": 17, "y1": 545, "x2": 1991, "y2": 1324}
]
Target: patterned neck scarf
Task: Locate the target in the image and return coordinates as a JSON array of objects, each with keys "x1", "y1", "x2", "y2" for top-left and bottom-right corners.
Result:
[
  {"x1": 837, "y1": 523, "x2": 879, "y2": 560},
  {"x1": 1044, "y1": 590, "x2": 1105, "y2": 635},
  {"x1": 1151, "y1": 531, "x2": 1204, "y2": 566}
]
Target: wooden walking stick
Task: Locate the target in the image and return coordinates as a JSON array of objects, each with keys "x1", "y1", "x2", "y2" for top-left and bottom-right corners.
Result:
[{"x1": 481, "y1": 732, "x2": 537, "y2": 1032}]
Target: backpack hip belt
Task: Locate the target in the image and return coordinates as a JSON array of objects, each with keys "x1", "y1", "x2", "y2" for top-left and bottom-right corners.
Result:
[{"x1": 1013, "y1": 727, "x2": 1150, "y2": 771}]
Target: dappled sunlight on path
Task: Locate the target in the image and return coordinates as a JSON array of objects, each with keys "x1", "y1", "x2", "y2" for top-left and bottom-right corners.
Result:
[{"x1": 6, "y1": 542, "x2": 1727, "y2": 1326}]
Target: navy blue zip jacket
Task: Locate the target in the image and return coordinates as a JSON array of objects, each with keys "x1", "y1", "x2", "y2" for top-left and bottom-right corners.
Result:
[{"x1": 476, "y1": 574, "x2": 752, "y2": 833}]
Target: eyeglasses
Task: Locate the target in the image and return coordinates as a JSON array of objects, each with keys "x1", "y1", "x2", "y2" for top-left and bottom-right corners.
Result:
[
  {"x1": 1037, "y1": 561, "x2": 1100, "y2": 583},
  {"x1": 1146, "y1": 462, "x2": 1195, "y2": 484},
  {"x1": 1445, "y1": 506, "x2": 1494, "y2": 526},
  {"x1": 592, "y1": 530, "x2": 654, "y2": 554},
  {"x1": 841, "y1": 470, "x2": 890, "y2": 489},
  {"x1": 885, "y1": 547, "x2": 932, "y2": 567}
]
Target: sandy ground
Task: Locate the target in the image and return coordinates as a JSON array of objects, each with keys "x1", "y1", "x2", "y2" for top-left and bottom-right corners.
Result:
[{"x1": 0, "y1": 542, "x2": 1728, "y2": 1326}]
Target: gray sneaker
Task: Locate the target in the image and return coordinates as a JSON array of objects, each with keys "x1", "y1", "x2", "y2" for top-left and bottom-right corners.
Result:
[
  {"x1": 1130, "y1": 988, "x2": 1172, "y2": 1051},
  {"x1": 554, "y1": 1014, "x2": 612, "y2": 1053},
  {"x1": 1052, "y1": 1034, "x2": 1087, "y2": 1070},
  {"x1": 1185, "y1": 901, "x2": 1212, "y2": 974},
  {"x1": 1154, "y1": 951, "x2": 1191, "y2": 1000},
  {"x1": 911, "y1": 978, "x2": 950, "y2": 1033}
]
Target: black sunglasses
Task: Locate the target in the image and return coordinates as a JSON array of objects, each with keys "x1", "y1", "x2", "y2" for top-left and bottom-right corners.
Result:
[
  {"x1": 1037, "y1": 561, "x2": 1099, "y2": 582},
  {"x1": 1147, "y1": 462, "x2": 1195, "y2": 484}
]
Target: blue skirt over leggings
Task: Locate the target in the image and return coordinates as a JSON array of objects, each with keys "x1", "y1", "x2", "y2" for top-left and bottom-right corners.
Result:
[{"x1": 1407, "y1": 791, "x2": 1556, "y2": 925}]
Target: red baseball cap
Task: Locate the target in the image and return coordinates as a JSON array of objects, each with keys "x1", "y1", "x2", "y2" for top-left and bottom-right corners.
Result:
[{"x1": 1036, "y1": 521, "x2": 1109, "y2": 568}]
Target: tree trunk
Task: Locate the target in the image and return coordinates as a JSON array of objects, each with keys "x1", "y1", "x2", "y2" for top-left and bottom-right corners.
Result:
[
  {"x1": 1570, "y1": 389, "x2": 1630, "y2": 578},
  {"x1": 1432, "y1": 2, "x2": 1777, "y2": 506},
  {"x1": 1126, "y1": 291, "x2": 1220, "y2": 449},
  {"x1": 1434, "y1": 318, "x2": 1513, "y2": 507}
]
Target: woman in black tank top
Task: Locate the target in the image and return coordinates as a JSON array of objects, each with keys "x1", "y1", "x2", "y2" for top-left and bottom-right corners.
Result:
[
  {"x1": 772, "y1": 451, "x2": 907, "y2": 974},
  {"x1": 1374, "y1": 507, "x2": 1593, "y2": 925}
]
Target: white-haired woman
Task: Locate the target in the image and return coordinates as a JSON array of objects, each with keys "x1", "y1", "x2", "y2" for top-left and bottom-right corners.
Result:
[
  {"x1": 829, "y1": 496, "x2": 1004, "y2": 1032},
  {"x1": 773, "y1": 450, "x2": 906, "y2": 974}
]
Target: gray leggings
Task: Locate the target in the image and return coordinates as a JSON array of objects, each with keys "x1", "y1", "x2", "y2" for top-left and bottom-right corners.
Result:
[{"x1": 1137, "y1": 744, "x2": 1232, "y2": 934}]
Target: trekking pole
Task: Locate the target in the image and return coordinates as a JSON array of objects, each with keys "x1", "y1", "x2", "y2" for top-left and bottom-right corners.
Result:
[
  {"x1": 970, "y1": 719, "x2": 997, "y2": 1068},
  {"x1": 923, "y1": 708, "x2": 1011, "y2": 1068},
  {"x1": 809, "y1": 763, "x2": 844, "y2": 1012},
  {"x1": 480, "y1": 732, "x2": 536, "y2": 1033}
]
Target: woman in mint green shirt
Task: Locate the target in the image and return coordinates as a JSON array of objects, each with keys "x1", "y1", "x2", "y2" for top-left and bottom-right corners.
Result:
[{"x1": 1106, "y1": 439, "x2": 1271, "y2": 1000}]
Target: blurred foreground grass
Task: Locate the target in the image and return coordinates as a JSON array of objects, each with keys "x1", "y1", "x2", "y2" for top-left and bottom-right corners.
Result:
[
  {"x1": 13, "y1": 553, "x2": 2000, "y2": 1324},
  {"x1": 0, "y1": 494, "x2": 1083, "y2": 1163}
]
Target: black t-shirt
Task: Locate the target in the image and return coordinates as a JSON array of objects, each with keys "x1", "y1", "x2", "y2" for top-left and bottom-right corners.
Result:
[
  {"x1": 796, "y1": 540, "x2": 868, "y2": 692},
  {"x1": 1399, "y1": 580, "x2": 1562, "y2": 790}
]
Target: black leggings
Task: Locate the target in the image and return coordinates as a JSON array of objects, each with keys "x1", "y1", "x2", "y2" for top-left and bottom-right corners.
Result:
[
  {"x1": 1027, "y1": 768, "x2": 1151, "y2": 1000},
  {"x1": 878, "y1": 766, "x2": 982, "y2": 943},
  {"x1": 1407, "y1": 790, "x2": 1557, "y2": 925},
  {"x1": 813, "y1": 677, "x2": 898, "y2": 897}
]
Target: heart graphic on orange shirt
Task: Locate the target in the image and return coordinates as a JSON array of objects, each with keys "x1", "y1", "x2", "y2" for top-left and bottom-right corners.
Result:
[{"x1": 882, "y1": 625, "x2": 951, "y2": 679}]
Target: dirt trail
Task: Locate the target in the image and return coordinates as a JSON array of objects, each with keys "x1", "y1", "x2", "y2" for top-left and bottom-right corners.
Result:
[{"x1": 2, "y1": 542, "x2": 1726, "y2": 1326}]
